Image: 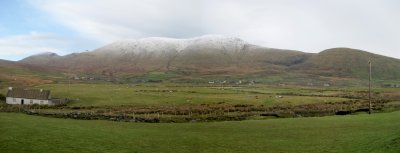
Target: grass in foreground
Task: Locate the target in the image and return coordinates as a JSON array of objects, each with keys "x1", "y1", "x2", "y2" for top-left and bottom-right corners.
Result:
[{"x1": 1, "y1": 112, "x2": 400, "y2": 153}]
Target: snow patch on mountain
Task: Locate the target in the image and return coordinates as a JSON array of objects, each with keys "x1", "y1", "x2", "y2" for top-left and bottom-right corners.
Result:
[{"x1": 94, "y1": 35, "x2": 251, "y2": 54}]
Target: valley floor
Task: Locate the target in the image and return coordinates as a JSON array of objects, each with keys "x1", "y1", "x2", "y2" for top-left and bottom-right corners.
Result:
[
  {"x1": 3, "y1": 83, "x2": 396, "y2": 123},
  {"x1": 1, "y1": 111, "x2": 399, "y2": 153}
]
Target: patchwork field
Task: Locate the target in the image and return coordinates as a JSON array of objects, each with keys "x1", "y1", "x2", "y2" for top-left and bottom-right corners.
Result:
[
  {"x1": 0, "y1": 83, "x2": 392, "y2": 123},
  {"x1": 1, "y1": 112, "x2": 400, "y2": 153},
  {"x1": 1, "y1": 83, "x2": 399, "y2": 152},
  {"x1": 38, "y1": 83, "x2": 356, "y2": 107}
]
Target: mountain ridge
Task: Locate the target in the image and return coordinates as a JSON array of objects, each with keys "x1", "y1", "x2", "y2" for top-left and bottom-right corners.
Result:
[{"x1": 17, "y1": 36, "x2": 400, "y2": 81}]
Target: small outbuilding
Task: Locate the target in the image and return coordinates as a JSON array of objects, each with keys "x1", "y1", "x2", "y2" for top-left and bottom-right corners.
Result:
[{"x1": 6, "y1": 87, "x2": 53, "y2": 105}]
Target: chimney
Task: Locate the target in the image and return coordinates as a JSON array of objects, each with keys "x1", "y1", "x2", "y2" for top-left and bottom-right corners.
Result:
[{"x1": 8, "y1": 87, "x2": 12, "y2": 91}]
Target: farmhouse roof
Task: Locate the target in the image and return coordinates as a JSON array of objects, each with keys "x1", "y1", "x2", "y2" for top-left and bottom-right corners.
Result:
[{"x1": 6, "y1": 88, "x2": 51, "y2": 100}]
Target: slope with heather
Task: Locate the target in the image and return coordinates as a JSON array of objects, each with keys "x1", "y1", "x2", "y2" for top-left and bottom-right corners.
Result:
[
  {"x1": 15, "y1": 36, "x2": 400, "y2": 84},
  {"x1": 20, "y1": 35, "x2": 311, "y2": 75},
  {"x1": 293, "y1": 48, "x2": 400, "y2": 79},
  {"x1": 0, "y1": 59, "x2": 62, "y2": 88}
]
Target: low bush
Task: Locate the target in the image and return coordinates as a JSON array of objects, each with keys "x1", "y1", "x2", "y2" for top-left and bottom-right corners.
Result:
[{"x1": 0, "y1": 93, "x2": 5, "y2": 102}]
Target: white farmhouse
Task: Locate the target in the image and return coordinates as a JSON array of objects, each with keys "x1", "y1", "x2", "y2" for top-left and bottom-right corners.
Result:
[{"x1": 6, "y1": 87, "x2": 53, "y2": 105}]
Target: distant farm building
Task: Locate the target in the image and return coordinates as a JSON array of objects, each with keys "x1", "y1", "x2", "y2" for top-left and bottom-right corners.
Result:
[
  {"x1": 382, "y1": 84, "x2": 400, "y2": 88},
  {"x1": 5, "y1": 87, "x2": 60, "y2": 105}
]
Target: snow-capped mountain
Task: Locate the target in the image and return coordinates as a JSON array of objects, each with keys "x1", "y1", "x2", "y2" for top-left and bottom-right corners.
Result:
[
  {"x1": 17, "y1": 35, "x2": 400, "y2": 80},
  {"x1": 94, "y1": 35, "x2": 250, "y2": 54},
  {"x1": 20, "y1": 35, "x2": 309, "y2": 75}
]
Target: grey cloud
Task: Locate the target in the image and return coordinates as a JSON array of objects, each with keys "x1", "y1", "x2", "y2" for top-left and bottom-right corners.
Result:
[
  {"x1": 26, "y1": 0, "x2": 400, "y2": 58},
  {"x1": 0, "y1": 32, "x2": 66, "y2": 58}
]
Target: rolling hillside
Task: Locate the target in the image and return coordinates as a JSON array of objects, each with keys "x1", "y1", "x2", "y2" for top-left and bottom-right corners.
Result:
[
  {"x1": 293, "y1": 48, "x2": 400, "y2": 79},
  {"x1": 13, "y1": 36, "x2": 400, "y2": 84},
  {"x1": 20, "y1": 35, "x2": 311, "y2": 75},
  {"x1": 0, "y1": 60, "x2": 62, "y2": 88}
]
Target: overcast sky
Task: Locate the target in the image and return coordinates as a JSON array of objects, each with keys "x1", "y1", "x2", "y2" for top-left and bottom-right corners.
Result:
[{"x1": 1, "y1": 0, "x2": 399, "y2": 61}]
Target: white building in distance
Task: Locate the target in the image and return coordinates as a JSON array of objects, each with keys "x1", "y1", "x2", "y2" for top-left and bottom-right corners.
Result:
[{"x1": 6, "y1": 87, "x2": 53, "y2": 105}]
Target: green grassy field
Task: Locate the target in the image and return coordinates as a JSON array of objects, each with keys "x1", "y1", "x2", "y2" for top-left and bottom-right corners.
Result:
[
  {"x1": 1, "y1": 112, "x2": 399, "y2": 153},
  {"x1": 36, "y1": 83, "x2": 352, "y2": 107}
]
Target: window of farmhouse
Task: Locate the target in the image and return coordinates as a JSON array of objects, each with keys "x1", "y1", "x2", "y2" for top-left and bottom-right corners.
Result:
[
  {"x1": 13, "y1": 98, "x2": 16, "y2": 102},
  {"x1": 40, "y1": 101, "x2": 44, "y2": 104},
  {"x1": 30, "y1": 99, "x2": 33, "y2": 104}
]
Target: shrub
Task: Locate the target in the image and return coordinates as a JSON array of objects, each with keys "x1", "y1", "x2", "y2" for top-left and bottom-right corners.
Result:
[{"x1": 0, "y1": 94, "x2": 5, "y2": 102}]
